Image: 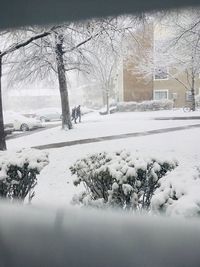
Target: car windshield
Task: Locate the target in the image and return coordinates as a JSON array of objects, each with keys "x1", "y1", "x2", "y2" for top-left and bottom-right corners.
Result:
[{"x1": 4, "y1": 112, "x2": 32, "y2": 121}]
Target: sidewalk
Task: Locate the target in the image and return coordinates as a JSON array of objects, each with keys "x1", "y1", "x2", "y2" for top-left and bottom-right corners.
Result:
[
  {"x1": 155, "y1": 116, "x2": 200, "y2": 120},
  {"x1": 33, "y1": 123, "x2": 200, "y2": 150}
]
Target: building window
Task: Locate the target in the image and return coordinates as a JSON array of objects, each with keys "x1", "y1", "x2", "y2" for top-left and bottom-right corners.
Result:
[
  {"x1": 186, "y1": 91, "x2": 192, "y2": 101},
  {"x1": 154, "y1": 90, "x2": 168, "y2": 100},
  {"x1": 154, "y1": 67, "x2": 168, "y2": 80}
]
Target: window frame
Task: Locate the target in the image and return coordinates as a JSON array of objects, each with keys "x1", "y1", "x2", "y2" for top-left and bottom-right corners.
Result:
[
  {"x1": 154, "y1": 67, "x2": 169, "y2": 81},
  {"x1": 153, "y1": 89, "x2": 169, "y2": 100}
]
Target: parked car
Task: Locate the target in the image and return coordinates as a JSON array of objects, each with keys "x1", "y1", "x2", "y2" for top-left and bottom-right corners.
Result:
[
  {"x1": 34, "y1": 108, "x2": 62, "y2": 122},
  {"x1": 22, "y1": 113, "x2": 38, "y2": 119},
  {"x1": 4, "y1": 112, "x2": 43, "y2": 132},
  {"x1": 4, "y1": 122, "x2": 14, "y2": 136}
]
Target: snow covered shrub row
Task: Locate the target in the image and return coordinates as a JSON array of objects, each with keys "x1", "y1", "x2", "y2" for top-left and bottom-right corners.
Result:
[
  {"x1": 0, "y1": 149, "x2": 49, "y2": 202},
  {"x1": 151, "y1": 165, "x2": 200, "y2": 217},
  {"x1": 117, "y1": 100, "x2": 173, "y2": 112},
  {"x1": 70, "y1": 150, "x2": 178, "y2": 210}
]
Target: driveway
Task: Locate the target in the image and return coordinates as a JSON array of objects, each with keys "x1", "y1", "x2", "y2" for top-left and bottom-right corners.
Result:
[{"x1": 6, "y1": 122, "x2": 61, "y2": 140}]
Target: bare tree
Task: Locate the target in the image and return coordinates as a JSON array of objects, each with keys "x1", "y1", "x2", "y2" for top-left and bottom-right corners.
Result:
[
  {"x1": 55, "y1": 33, "x2": 72, "y2": 129},
  {"x1": 6, "y1": 16, "x2": 139, "y2": 124},
  {"x1": 169, "y1": 9, "x2": 200, "y2": 111},
  {"x1": 0, "y1": 27, "x2": 57, "y2": 150},
  {"x1": 0, "y1": 52, "x2": 5, "y2": 150},
  {"x1": 85, "y1": 47, "x2": 119, "y2": 114},
  {"x1": 132, "y1": 10, "x2": 200, "y2": 111},
  {"x1": 80, "y1": 16, "x2": 145, "y2": 113}
]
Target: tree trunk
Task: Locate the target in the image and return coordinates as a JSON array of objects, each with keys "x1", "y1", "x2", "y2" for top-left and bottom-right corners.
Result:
[
  {"x1": 106, "y1": 89, "x2": 110, "y2": 114},
  {"x1": 0, "y1": 54, "x2": 6, "y2": 150},
  {"x1": 102, "y1": 90, "x2": 107, "y2": 106},
  {"x1": 55, "y1": 34, "x2": 72, "y2": 130},
  {"x1": 191, "y1": 76, "x2": 196, "y2": 111}
]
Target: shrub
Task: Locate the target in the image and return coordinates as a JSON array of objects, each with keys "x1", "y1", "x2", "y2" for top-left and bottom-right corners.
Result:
[
  {"x1": 151, "y1": 166, "x2": 200, "y2": 217},
  {"x1": 70, "y1": 150, "x2": 178, "y2": 210},
  {"x1": 0, "y1": 148, "x2": 49, "y2": 202},
  {"x1": 117, "y1": 100, "x2": 173, "y2": 112}
]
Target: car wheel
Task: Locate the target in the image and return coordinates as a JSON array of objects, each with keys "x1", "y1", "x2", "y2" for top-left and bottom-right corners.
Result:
[
  {"x1": 40, "y1": 117, "x2": 47, "y2": 123},
  {"x1": 20, "y1": 124, "x2": 29, "y2": 132}
]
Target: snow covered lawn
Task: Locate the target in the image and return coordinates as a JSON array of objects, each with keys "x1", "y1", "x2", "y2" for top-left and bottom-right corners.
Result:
[
  {"x1": 32, "y1": 134, "x2": 200, "y2": 217},
  {"x1": 7, "y1": 110, "x2": 200, "y2": 149},
  {"x1": 6, "y1": 110, "x2": 200, "y2": 216}
]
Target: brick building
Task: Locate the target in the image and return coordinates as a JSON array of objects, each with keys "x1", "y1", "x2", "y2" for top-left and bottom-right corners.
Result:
[{"x1": 116, "y1": 23, "x2": 200, "y2": 108}]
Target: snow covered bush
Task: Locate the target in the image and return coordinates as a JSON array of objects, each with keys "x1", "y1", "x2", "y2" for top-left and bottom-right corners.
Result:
[
  {"x1": 70, "y1": 150, "x2": 178, "y2": 210},
  {"x1": 117, "y1": 100, "x2": 173, "y2": 112},
  {"x1": 151, "y1": 165, "x2": 200, "y2": 217},
  {"x1": 0, "y1": 148, "x2": 49, "y2": 202}
]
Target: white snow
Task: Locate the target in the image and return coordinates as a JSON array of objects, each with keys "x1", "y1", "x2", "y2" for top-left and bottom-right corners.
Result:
[
  {"x1": 6, "y1": 110, "x2": 200, "y2": 149},
  {"x1": 122, "y1": 184, "x2": 133, "y2": 195},
  {"x1": 28, "y1": 127, "x2": 199, "y2": 212},
  {"x1": 4, "y1": 110, "x2": 200, "y2": 216},
  {"x1": 0, "y1": 148, "x2": 49, "y2": 180},
  {"x1": 112, "y1": 182, "x2": 119, "y2": 190},
  {"x1": 151, "y1": 165, "x2": 200, "y2": 217}
]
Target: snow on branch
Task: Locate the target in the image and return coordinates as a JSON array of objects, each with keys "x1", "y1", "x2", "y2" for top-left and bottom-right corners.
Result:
[{"x1": 0, "y1": 26, "x2": 60, "y2": 58}]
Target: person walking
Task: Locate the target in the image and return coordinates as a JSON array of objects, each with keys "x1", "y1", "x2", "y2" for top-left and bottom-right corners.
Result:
[
  {"x1": 76, "y1": 105, "x2": 81, "y2": 123},
  {"x1": 71, "y1": 106, "x2": 77, "y2": 123}
]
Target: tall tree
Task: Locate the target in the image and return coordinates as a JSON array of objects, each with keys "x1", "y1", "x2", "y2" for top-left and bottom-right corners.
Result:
[
  {"x1": 0, "y1": 27, "x2": 57, "y2": 150},
  {"x1": 55, "y1": 33, "x2": 72, "y2": 129},
  {"x1": 85, "y1": 47, "x2": 119, "y2": 114},
  {"x1": 6, "y1": 16, "x2": 138, "y2": 124},
  {"x1": 0, "y1": 52, "x2": 6, "y2": 150},
  {"x1": 133, "y1": 10, "x2": 200, "y2": 111}
]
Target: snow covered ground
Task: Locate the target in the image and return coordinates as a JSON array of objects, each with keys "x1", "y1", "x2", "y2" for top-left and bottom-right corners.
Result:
[
  {"x1": 7, "y1": 110, "x2": 200, "y2": 149},
  {"x1": 6, "y1": 110, "x2": 200, "y2": 216}
]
